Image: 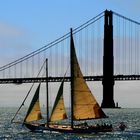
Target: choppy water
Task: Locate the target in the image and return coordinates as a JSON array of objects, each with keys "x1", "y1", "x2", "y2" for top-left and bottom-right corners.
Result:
[{"x1": 0, "y1": 108, "x2": 140, "y2": 140}]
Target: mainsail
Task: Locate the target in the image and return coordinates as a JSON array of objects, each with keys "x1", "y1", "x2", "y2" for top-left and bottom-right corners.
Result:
[
  {"x1": 50, "y1": 79, "x2": 67, "y2": 122},
  {"x1": 70, "y1": 29, "x2": 107, "y2": 120},
  {"x1": 24, "y1": 84, "x2": 42, "y2": 122}
]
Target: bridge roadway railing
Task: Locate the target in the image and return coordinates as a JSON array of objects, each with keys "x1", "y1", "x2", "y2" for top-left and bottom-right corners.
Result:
[{"x1": 0, "y1": 75, "x2": 140, "y2": 84}]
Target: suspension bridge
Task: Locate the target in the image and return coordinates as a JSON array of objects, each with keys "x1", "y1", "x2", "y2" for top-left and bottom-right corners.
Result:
[{"x1": 0, "y1": 10, "x2": 140, "y2": 108}]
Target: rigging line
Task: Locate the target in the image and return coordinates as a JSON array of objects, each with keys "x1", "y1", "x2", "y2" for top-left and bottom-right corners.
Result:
[
  {"x1": 0, "y1": 12, "x2": 104, "y2": 71},
  {"x1": 11, "y1": 59, "x2": 46, "y2": 123},
  {"x1": 113, "y1": 11, "x2": 140, "y2": 25}
]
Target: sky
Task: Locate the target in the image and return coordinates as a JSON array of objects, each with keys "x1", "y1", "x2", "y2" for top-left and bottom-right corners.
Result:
[{"x1": 0, "y1": 0, "x2": 140, "y2": 108}]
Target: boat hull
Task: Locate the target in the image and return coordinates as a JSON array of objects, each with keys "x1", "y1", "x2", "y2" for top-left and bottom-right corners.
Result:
[
  {"x1": 24, "y1": 123, "x2": 113, "y2": 134},
  {"x1": 24, "y1": 123, "x2": 48, "y2": 132}
]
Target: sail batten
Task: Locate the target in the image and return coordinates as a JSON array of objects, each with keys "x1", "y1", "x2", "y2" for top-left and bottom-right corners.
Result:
[
  {"x1": 24, "y1": 84, "x2": 42, "y2": 122},
  {"x1": 70, "y1": 30, "x2": 107, "y2": 121}
]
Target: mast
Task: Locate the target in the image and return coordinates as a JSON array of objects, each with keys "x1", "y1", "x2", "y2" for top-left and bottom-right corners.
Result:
[
  {"x1": 70, "y1": 28, "x2": 74, "y2": 128},
  {"x1": 46, "y1": 58, "x2": 49, "y2": 127}
]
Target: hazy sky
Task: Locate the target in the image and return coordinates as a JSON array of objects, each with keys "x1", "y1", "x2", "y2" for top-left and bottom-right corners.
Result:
[{"x1": 0, "y1": 0, "x2": 140, "y2": 108}]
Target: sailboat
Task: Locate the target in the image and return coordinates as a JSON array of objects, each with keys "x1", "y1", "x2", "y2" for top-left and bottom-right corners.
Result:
[{"x1": 12, "y1": 28, "x2": 113, "y2": 133}]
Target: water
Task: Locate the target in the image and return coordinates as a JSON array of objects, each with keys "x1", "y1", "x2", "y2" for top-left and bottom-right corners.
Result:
[{"x1": 0, "y1": 108, "x2": 140, "y2": 140}]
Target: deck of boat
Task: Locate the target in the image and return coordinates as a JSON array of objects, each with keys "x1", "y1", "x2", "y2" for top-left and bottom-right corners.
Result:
[
  {"x1": 49, "y1": 124, "x2": 72, "y2": 130},
  {"x1": 24, "y1": 122, "x2": 113, "y2": 134}
]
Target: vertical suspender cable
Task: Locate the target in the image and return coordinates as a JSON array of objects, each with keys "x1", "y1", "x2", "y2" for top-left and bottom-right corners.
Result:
[
  {"x1": 32, "y1": 54, "x2": 34, "y2": 77},
  {"x1": 20, "y1": 62, "x2": 22, "y2": 78},
  {"x1": 79, "y1": 28, "x2": 82, "y2": 73},
  {"x1": 130, "y1": 22, "x2": 132, "y2": 75},
  {"x1": 9, "y1": 66, "x2": 10, "y2": 78},
  {"x1": 85, "y1": 27, "x2": 88, "y2": 75},
  {"x1": 135, "y1": 24, "x2": 137, "y2": 74},
  {"x1": 98, "y1": 18, "x2": 101, "y2": 75},
  {"x1": 138, "y1": 26, "x2": 140, "y2": 74},
  {"x1": 129, "y1": 21, "x2": 131, "y2": 75},
  {"x1": 14, "y1": 64, "x2": 16, "y2": 78},
  {"x1": 92, "y1": 24, "x2": 94, "y2": 75},
  {"x1": 26, "y1": 59, "x2": 28, "y2": 77},
  {"x1": 124, "y1": 19, "x2": 126, "y2": 74},
  {"x1": 118, "y1": 16, "x2": 121, "y2": 74},
  {"x1": 123, "y1": 17, "x2": 124, "y2": 74}
]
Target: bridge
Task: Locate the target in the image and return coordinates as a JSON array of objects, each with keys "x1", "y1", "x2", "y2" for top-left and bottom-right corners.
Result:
[
  {"x1": 1, "y1": 10, "x2": 140, "y2": 108},
  {"x1": 1, "y1": 75, "x2": 140, "y2": 84}
]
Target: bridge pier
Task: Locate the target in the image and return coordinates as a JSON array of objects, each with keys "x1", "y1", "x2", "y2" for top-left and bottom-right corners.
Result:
[{"x1": 101, "y1": 10, "x2": 115, "y2": 108}]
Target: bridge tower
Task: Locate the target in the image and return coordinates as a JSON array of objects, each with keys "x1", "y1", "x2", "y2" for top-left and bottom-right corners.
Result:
[{"x1": 101, "y1": 10, "x2": 115, "y2": 108}]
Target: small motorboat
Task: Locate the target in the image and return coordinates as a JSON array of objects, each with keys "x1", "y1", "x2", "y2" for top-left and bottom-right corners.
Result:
[{"x1": 119, "y1": 122, "x2": 127, "y2": 131}]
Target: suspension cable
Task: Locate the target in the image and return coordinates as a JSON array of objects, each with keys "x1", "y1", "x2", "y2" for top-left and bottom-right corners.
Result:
[
  {"x1": 113, "y1": 11, "x2": 140, "y2": 25},
  {"x1": 0, "y1": 11, "x2": 104, "y2": 72}
]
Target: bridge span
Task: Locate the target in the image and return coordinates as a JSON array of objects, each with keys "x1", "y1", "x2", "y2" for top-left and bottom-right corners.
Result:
[
  {"x1": 1, "y1": 10, "x2": 140, "y2": 108},
  {"x1": 0, "y1": 75, "x2": 140, "y2": 84}
]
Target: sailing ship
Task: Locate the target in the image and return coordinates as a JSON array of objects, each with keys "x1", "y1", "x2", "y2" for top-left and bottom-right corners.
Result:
[{"x1": 12, "y1": 28, "x2": 113, "y2": 133}]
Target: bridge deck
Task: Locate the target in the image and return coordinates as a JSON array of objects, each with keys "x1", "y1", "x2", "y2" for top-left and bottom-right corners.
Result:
[{"x1": 0, "y1": 75, "x2": 140, "y2": 84}]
